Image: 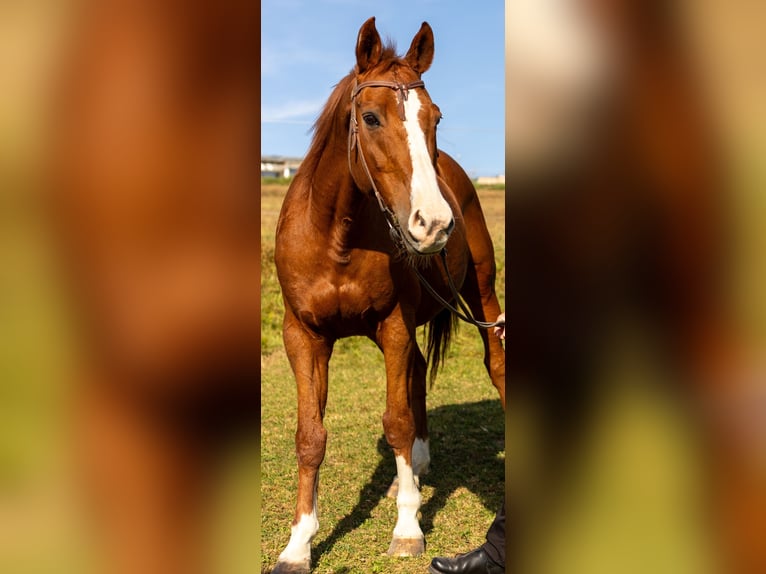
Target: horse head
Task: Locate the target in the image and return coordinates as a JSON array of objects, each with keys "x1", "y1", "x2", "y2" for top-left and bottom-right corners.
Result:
[{"x1": 348, "y1": 17, "x2": 454, "y2": 255}]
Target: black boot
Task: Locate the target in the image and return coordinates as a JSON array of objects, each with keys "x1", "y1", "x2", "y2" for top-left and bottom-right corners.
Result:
[{"x1": 428, "y1": 548, "x2": 504, "y2": 574}]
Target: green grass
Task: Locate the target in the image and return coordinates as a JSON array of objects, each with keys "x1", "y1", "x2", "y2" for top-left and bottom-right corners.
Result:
[{"x1": 260, "y1": 184, "x2": 506, "y2": 573}]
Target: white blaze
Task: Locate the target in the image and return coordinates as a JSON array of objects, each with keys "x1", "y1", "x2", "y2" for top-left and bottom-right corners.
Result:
[{"x1": 402, "y1": 91, "x2": 453, "y2": 250}]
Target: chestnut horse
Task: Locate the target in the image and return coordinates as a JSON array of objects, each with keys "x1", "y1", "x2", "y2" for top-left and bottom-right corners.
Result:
[
  {"x1": 273, "y1": 17, "x2": 505, "y2": 573},
  {"x1": 48, "y1": 2, "x2": 257, "y2": 573}
]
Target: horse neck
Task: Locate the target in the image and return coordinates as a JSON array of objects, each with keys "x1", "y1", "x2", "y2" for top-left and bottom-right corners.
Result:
[{"x1": 305, "y1": 121, "x2": 365, "y2": 237}]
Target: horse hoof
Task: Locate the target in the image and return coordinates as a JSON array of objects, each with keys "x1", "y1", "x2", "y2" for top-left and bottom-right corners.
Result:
[
  {"x1": 386, "y1": 476, "x2": 399, "y2": 498},
  {"x1": 387, "y1": 536, "x2": 425, "y2": 557},
  {"x1": 271, "y1": 559, "x2": 311, "y2": 574}
]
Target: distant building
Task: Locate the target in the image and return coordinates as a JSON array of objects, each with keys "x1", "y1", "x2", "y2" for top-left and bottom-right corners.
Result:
[
  {"x1": 261, "y1": 156, "x2": 302, "y2": 178},
  {"x1": 475, "y1": 174, "x2": 505, "y2": 186}
]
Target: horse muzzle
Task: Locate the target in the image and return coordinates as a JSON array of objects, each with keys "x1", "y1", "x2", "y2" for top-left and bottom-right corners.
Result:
[{"x1": 405, "y1": 208, "x2": 454, "y2": 254}]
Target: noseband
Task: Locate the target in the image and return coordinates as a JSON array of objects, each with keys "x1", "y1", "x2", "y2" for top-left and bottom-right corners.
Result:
[{"x1": 348, "y1": 78, "x2": 504, "y2": 331}]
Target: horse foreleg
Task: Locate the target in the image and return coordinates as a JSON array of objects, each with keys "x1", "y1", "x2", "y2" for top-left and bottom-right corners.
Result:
[
  {"x1": 274, "y1": 313, "x2": 332, "y2": 574},
  {"x1": 386, "y1": 346, "x2": 430, "y2": 499},
  {"x1": 379, "y1": 314, "x2": 426, "y2": 557}
]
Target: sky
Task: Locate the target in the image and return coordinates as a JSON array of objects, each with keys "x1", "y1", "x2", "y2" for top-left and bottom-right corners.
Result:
[{"x1": 261, "y1": 0, "x2": 505, "y2": 179}]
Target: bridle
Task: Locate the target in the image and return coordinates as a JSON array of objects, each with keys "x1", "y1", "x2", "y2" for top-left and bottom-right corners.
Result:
[
  {"x1": 348, "y1": 78, "x2": 424, "y2": 253},
  {"x1": 348, "y1": 78, "x2": 504, "y2": 331}
]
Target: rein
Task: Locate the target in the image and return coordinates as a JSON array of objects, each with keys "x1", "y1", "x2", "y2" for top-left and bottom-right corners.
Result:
[{"x1": 348, "y1": 79, "x2": 505, "y2": 331}]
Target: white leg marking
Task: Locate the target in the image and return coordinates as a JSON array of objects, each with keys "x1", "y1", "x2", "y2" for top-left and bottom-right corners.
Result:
[
  {"x1": 278, "y1": 480, "x2": 319, "y2": 568},
  {"x1": 412, "y1": 437, "x2": 430, "y2": 479},
  {"x1": 403, "y1": 91, "x2": 452, "y2": 250},
  {"x1": 277, "y1": 510, "x2": 319, "y2": 566},
  {"x1": 392, "y1": 454, "x2": 423, "y2": 540}
]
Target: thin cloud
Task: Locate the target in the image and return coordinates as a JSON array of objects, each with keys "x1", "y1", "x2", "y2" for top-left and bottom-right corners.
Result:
[{"x1": 262, "y1": 100, "x2": 324, "y2": 123}]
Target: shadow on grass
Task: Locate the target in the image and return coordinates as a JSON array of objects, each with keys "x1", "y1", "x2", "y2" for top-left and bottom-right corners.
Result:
[{"x1": 310, "y1": 398, "x2": 504, "y2": 566}]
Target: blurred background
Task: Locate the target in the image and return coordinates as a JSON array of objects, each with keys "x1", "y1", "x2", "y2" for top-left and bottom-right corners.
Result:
[
  {"x1": 1, "y1": 0, "x2": 764, "y2": 573},
  {"x1": 1, "y1": 1, "x2": 259, "y2": 573},
  {"x1": 506, "y1": 1, "x2": 766, "y2": 573},
  {"x1": 0, "y1": 1, "x2": 82, "y2": 570}
]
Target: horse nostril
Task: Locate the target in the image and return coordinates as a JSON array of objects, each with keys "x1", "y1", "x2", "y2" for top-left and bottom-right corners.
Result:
[
  {"x1": 446, "y1": 218, "x2": 455, "y2": 235},
  {"x1": 414, "y1": 210, "x2": 427, "y2": 229}
]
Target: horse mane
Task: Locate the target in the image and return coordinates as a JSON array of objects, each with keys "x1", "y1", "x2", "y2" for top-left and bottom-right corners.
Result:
[{"x1": 299, "y1": 42, "x2": 402, "y2": 182}]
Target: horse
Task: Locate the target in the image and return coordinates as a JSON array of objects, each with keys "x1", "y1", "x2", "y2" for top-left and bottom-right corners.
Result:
[
  {"x1": 273, "y1": 17, "x2": 505, "y2": 573},
  {"x1": 506, "y1": 1, "x2": 765, "y2": 572},
  {"x1": 47, "y1": 2, "x2": 258, "y2": 573}
]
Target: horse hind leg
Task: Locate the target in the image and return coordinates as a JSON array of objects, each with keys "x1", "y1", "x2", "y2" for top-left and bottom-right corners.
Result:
[
  {"x1": 385, "y1": 435, "x2": 429, "y2": 498},
  {"x1": 460, "y1": 254, "x2": 506, "y2": 407},
  {"x1": 379, "y1": 321, "x2": 428, "y2": 557}
]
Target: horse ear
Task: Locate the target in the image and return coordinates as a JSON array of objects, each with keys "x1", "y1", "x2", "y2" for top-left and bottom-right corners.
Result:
[
  {"x1": 405, "y1": 22, "x2": 434, "y2": 74},
  {"x1": 356, "y1": 17, "x2": 382, "y2": 73}
]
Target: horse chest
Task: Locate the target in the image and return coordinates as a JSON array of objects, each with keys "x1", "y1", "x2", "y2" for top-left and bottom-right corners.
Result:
[{"x1": 288, "y1": 256, "x2": 396, "y2": 333}]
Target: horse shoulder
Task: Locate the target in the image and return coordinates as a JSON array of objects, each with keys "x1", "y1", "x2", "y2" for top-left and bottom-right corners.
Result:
[
  {"x1": 436, "y1": 150, "x2": 478, "y2": 212},
  {"x1": 435, "y1": 151, "x2": 498, "y2": 277}
]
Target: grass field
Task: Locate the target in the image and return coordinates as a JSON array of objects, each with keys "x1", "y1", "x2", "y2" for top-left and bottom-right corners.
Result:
[{"x1": 260, "y1": 183, "x2": 506, "y2": 573}]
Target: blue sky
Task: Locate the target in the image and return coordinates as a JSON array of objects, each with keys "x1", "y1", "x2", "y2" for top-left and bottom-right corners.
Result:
[{"x1": 261, "y1": 1, "x2": 505, "y2": 178}]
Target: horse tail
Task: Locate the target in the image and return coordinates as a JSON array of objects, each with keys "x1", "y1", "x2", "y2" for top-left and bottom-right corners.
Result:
[{"x1": 425, "y1": 307, "x2": 456, "y2": 387}]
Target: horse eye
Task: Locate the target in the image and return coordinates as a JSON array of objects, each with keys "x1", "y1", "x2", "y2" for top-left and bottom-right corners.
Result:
[
  {"x1": 363, "y1": 113, "x2": 380, "y2": 127},
  {"x1": 436, "y1": 114, "x2": 443, "y2": 126}
]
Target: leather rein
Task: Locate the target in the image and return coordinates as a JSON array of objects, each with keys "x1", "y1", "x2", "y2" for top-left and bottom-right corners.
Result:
[{"x1": 348, "y1": 78, "x2": 504, "y2": 331}]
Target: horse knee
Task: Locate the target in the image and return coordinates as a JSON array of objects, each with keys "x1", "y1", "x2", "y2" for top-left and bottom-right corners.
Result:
[
  {"x1": 295, "y1": 423, "x2": 327, "y2": 469},
  {"x1": 382, "y1": 410, "x2": 415, "y2": 452}
]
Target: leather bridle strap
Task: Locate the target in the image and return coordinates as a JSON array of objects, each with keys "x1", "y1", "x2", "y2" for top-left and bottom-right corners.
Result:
[
  {"x1": 351, "y1": 79, "x2": 425, "y2": 120},
  {"x1": 348, "y1": 79, "x2": 505, "y2": 331},
  {"x1": 413, "y1": 250, "x2": 506, "y2": 330}
]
